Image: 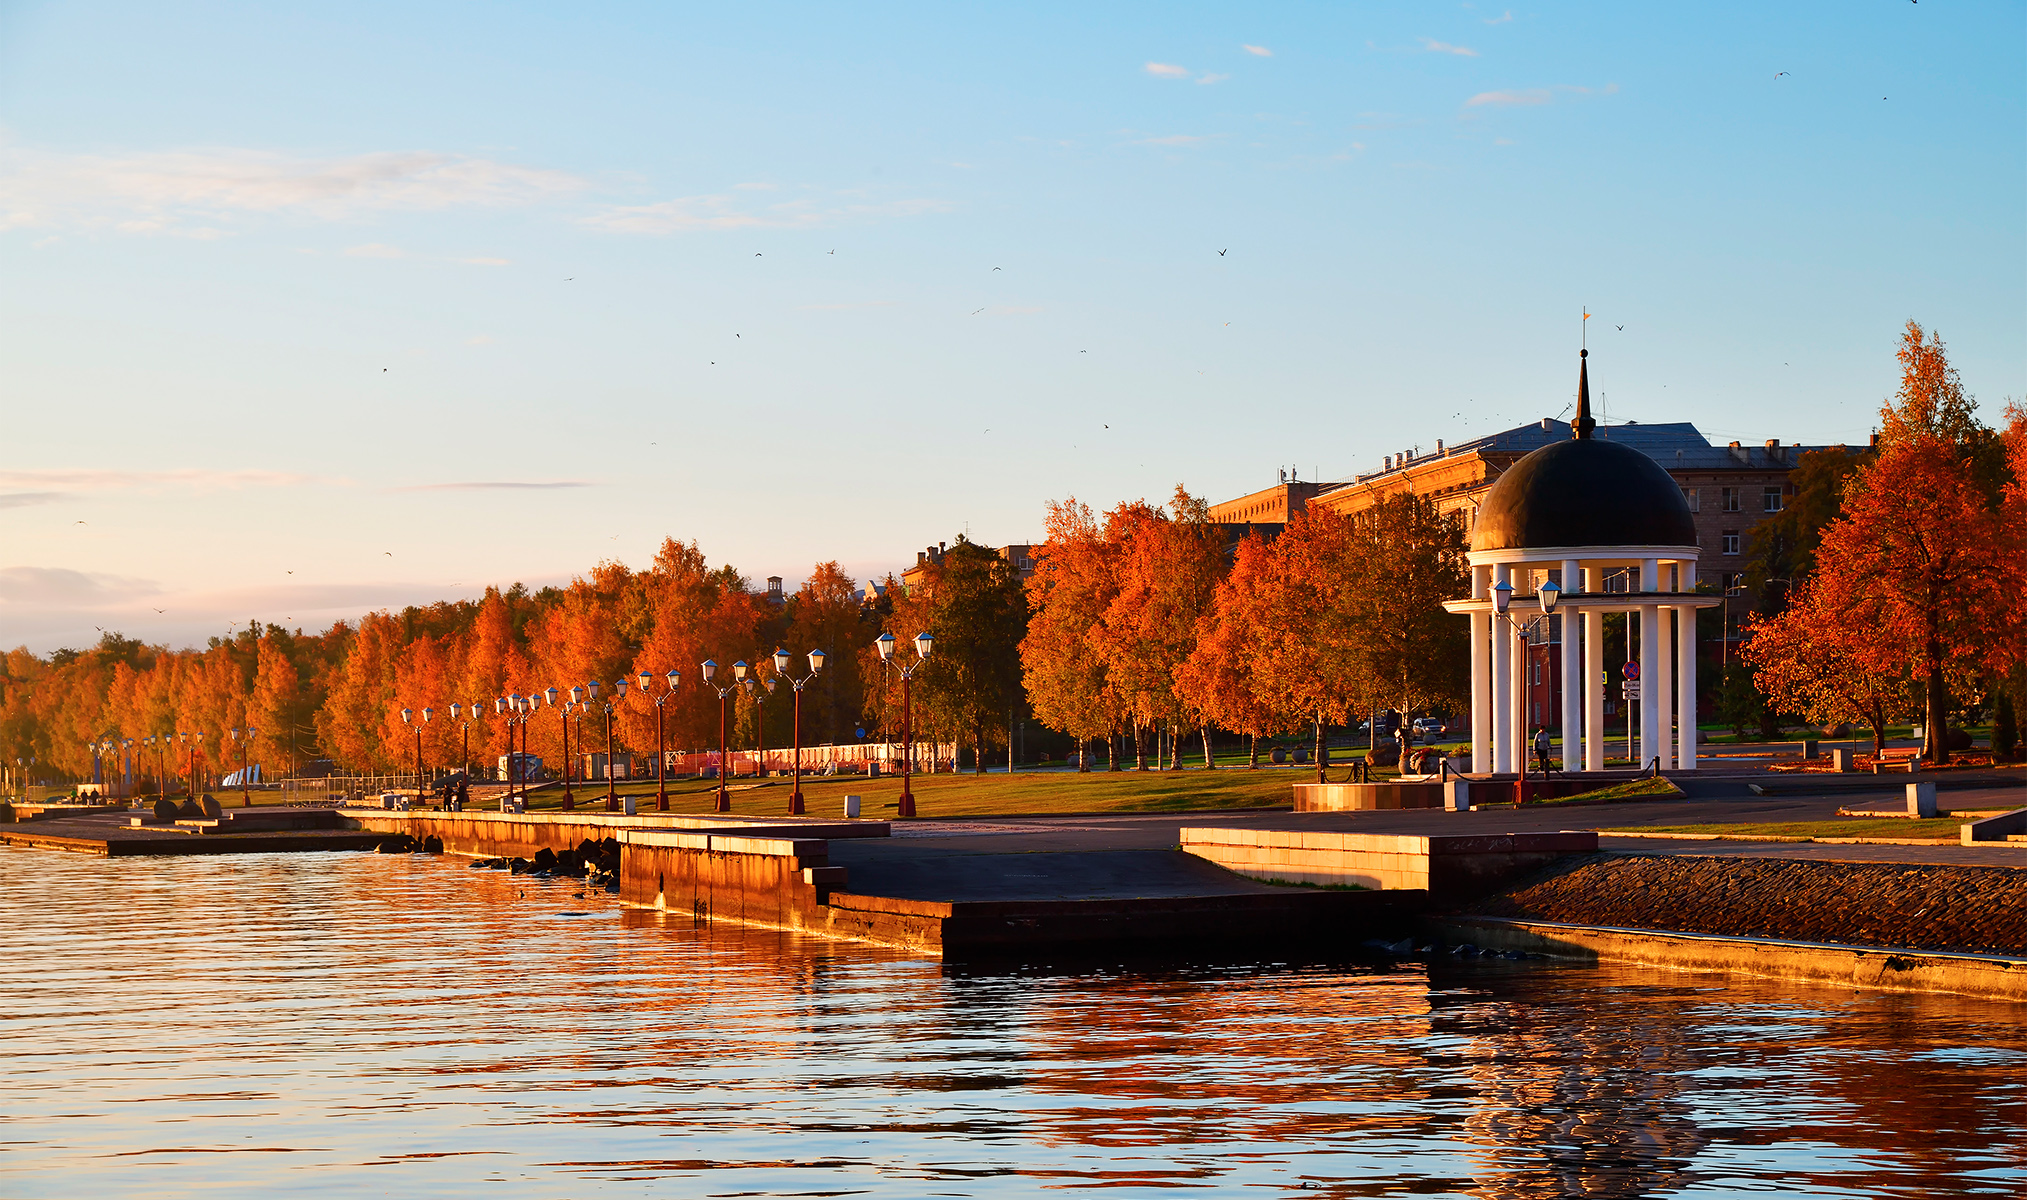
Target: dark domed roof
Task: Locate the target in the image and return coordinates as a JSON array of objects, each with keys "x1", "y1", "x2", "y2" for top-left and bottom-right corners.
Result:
[{"x1": 1469, "y1": 352, "x2": 1698, "y2": 553}]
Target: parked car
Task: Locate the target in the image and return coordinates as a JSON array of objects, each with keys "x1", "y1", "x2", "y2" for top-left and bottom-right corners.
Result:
[{"x1": 1412, "y1": 717, "x2": 1448, "y2": 736}]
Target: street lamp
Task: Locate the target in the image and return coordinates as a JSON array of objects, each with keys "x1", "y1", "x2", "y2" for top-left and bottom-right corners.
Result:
[
  {"x1": 228, "y1": 726, "x2": 259, "y2": 807},
  {"x1": 595, "y1": 677, "x2": 629, "y2": 811},
  {"x1": 399, "y1": 707, "x2": 432, "y2": 802},
  {"x1": 1491, "y1": 579, "x2": 1556, "y2": 797},
  {"x1": 448, "y1": 703, "x2": 480, "y2": 809},
  {"x1": 638, "y1": 669, "x2": 681, "y2": 811},
  {"x1": 773, "y1": 647, "x2": 825, "y2": 815},
  {"x1": 737, "y1": 661, "x2": 773, "y2": 796},
  {"x1": 701, "y1": 659, "x2": 738, "y2": 813},
  {"x1": 874, "y1": 631, "x2": 933, "y2": 818}
]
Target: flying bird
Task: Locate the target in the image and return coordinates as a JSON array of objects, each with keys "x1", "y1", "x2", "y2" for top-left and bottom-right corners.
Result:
[
  {"x1": 735, "y1": 333, "x2": 741, "y2": 338},
  {"x1": 1218, "y1": 249, "x2": 1227, "y2": 256},
  {"x1": 1775, "y1": 71, "x2": 1789, "y2": 78},
  {"x1": 754, "y1": 252, "x2": 762, "y2": 257},
  {"x1": 153, "y1": 608, "x2": 165, "y2": 613},
  {"x1": 972, "y1": 308, "x2": 986, "y2": 315},
  {"x1": 992, "y1": 266, "x2": 1001, "y2": 271},
  {"x1": 828, "y1": 250, "x2": 834, "y2": 255},
  {"x1": 384, "y1": 551, "x2": 393, "y2": 556},
  {"x1": 1616, "y1": 324, "x2": 1624, "y2": 331},
  {"x1": 75, "y1": 520, "x2": 86, "y2": 524}
]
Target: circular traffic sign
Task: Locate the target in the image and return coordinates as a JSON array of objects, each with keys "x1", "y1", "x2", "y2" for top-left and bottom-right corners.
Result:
[{"x1": 1622, "y1": 661, "x2": 1640, "y2": 681}]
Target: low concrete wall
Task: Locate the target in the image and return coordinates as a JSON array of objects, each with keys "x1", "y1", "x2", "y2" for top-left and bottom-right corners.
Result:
[
  {"x1": 341, "y1": 808, "x2": 888, "y2": 858},
  {"x1": 1181, "y1": 828, "x2": 1597, "y2": 900},
  {"x1": 1962, "y1": 807, "x2": 2027, "y2": 845},
  {"x1": 1440, "y1": 916, "x2": 2027, "y2": 1003},
  {"x1": 1293, "y1": 783, "x2": 1444, "y2": 811}
]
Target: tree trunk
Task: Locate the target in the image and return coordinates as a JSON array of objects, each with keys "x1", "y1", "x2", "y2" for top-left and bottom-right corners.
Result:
[
  {"x1": 1926, "y1": 641, "x2": 1949, "y2": 765},
  {"x1": 1314, "y1": 715, "x2": 1325, "y2": 783},
  {"x1": 1201, "y1": 725, "x2": 1214, "y2": 769},
  {"x1": 1109, "y1": 725, "x2": 1122, "y2": 771},
  {"x1": 1134, "y1": 721, "x2": 1148, "y2": 771},
  {"x1": 1080, "y1": 737, "x2": 1092, "y2": 773},
  {"x1": 1248, "y1": 734, "x2": 1258, "y2": 769}
]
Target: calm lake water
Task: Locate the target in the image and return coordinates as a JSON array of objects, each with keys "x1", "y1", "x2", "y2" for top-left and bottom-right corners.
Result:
[{"x1": 2, "y1": 845, "x2": 2022, "y2": 1199}]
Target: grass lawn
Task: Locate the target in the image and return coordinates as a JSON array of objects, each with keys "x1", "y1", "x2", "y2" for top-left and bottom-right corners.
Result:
[
  {"x1": 1606, "y1": 818, "x2": 1964, "y2": 841},
  {"x1": 516, "y1": 768, "x2": 1303, "y2": 820},
  {"x1": 1534, "y1": 777, "x2": 1680, "y2": 805}
]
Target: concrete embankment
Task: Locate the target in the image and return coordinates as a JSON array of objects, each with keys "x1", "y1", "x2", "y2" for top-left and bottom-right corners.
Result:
[{"x1": 1451, "y1": 852, "x2": 2027, "y2": 1001}]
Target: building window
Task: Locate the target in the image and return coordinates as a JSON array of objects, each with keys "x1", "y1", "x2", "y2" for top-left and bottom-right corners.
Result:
[
  {"x1": 1682, "y1": 487, "x2": 1699, "y2": 512},
  {"x1": 1722, "y1": 571, "x2": 1743, "y2": 594},
  {"x1": 1721, "y1": 487, "x2": 1740, "y2": 512},
  {"x1": 1763, "y1": 486, "x2": 1784, "y2": 512},
  {"x1": 1722, "y1": 531, "x2": 1740, "y2": 555}
]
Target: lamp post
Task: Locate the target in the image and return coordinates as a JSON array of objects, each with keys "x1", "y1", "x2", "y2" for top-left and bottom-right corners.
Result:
[
  {"x1": 638, "y1": 669, "x2": 681, "y2": 811},
  {"x1": 448, "y1": 702, "x2": 479, "y2": 787},
  {"x1": 399, "y1": 707, "x2": 432, "y2": 802},
  {"x1": 229, "y1": 726, "x2": 259, "y2": 806},
  {"x1": 583, "y1": 678, "x2": 627, "y2": 811},
  {"x1": 737, "y1": 660, "x2": 772, "y2": 790},
  {"x1": 1491, "y1": 580, "x2": 1558, "y2": 800},
  {"x1": 701, "y1": 660, "x2": 738, "y2": 813},
  {"x1": 773, "y1": 647, "x2": 826, "y2": 815},
  {"x1": 874, "y1": 631, "x2": 933, "y2": 818}
]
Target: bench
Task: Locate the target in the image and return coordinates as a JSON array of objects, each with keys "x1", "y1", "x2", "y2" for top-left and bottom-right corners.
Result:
[{"x1": 1873, "y1": 748, "x2": 1922, "y2": 774}]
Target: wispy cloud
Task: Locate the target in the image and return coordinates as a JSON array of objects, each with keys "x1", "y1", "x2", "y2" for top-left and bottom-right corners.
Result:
[
  {"x1": 1144, "y1": 62, "x2": 1190, "y2": 79},
  {"x1": 466, "y1": 334, "x2": 494, "y2": 345},
  {"x1": 393, "y1": 480, "x2": 595, "y2": 492},
  {"x1": 1137, "y1": 134, "x2": 1212, "y2": 147},
  {"x1": 584, "y1": 193, "x2": 946, "y2": 235},
  {"x1": 796, "y1": 300, "x2": 900, "y2": 311},
  {"x1": 344, "y1": 242, "x2": 404, "y2": 258},
  {"x1": 0, "y1": 468, "x2": 314, "y2": 493},
  {"x1": 0, "y1": 147, "x2": 587, "y2": 235},
  {"x1": 1466, "y1": 88, "x2": 1553, "y2": 107},
  {"x1": 1483, "y1": 10, "x2": 1514, "y2": 24},
  {"x1": 1196, "y1": 73, "x2": 1230, "y2": 85},
  {"x1": 1421, "y1": 38, "x2": 1480, "y2": 57},
  {"x1": 1242, "y1": 44, "x2": 1273, "y2": 57},
  {"x1": 1465, "y1": 83, "x2": 1615, "y2": 108},
  {"x1": 0, "y1": 566, "x2": 162, "y2": 608},
  {"x1": 0, "y1": 492, "x2": 66, "y2": 510}
]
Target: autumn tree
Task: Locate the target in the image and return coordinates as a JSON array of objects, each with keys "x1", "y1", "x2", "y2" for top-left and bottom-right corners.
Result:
[
  {"x1": 1806, "y1": 323, "x2": 2025, "y2": 763},
  {"x1": 1020, "y1": 499, "x2": 1120, "y2": 771},
  {"x1": 1743, "y1": 584, "x2": 1915, "y2": 756},
  {"x1": 1174, "y1": 532, "x2": 1295, "y2": 767},
  {"x1": 1341, "y1": 492, "x2": 1470, "y2": 740}
]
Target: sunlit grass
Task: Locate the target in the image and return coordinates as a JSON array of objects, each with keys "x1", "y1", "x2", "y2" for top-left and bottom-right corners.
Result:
[{"x1": 1608, "y1": 818, "x2": 1962, "y2": 841}]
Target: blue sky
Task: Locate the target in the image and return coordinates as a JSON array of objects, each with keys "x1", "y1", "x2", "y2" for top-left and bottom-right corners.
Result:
[{"x1": 2, "y1": 1, "x2": 2021, "y2": 652}]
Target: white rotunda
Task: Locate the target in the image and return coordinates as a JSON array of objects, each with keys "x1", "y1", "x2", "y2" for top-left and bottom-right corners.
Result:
[{"x1": 1442, "y1": 351, "x2": 1721, "y2": 775}]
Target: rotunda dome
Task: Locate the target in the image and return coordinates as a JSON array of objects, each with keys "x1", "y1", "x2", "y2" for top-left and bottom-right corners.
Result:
[{"x1": 1468, "y1": 352, "x2": 1697, "y2": 553}]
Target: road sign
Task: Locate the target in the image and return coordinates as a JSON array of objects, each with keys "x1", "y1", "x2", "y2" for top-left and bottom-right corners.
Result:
[{"x1": 1622, "y1": 661, "x2": 1640, "y2": 681}]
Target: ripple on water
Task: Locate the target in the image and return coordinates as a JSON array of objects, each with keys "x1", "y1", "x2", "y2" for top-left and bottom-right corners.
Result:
[{"x1": 1, "y1": 845, "x2": 2023, "y2": 1198}]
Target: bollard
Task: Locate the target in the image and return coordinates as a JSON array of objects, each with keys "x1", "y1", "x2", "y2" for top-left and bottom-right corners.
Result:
[
  {"x1": 843, "y1": 794, "x2": 862, "y2": 819},
  {"x1": 623, "y1": 796, "x2": 637, "y2": 816},
  {"x1": 1906, "y1": 781, "x2": 1937, "y2": 819},
  {"x1": 1830, "y1": 748, "x2": 1851, "y2": 773},
  {"x1": 1800, "y1": 739, "x2": 1819, "y2": 759},
  {"x1": 1443, "y1": 779, "x2": 1471, "y2": 812}
]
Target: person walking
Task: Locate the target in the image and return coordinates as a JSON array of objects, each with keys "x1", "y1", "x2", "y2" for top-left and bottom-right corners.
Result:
[{"x1": 1532, "y1": 726, "x2": 1553, "y2": 775}]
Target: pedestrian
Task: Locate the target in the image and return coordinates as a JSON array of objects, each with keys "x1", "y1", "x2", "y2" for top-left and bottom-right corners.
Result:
[
  {"x1": 1533, "y1": 726, "x2": 1553, "y2": 774},
  {"x1": 455, "y1": 778, "x2": 468, "y2": 812}
]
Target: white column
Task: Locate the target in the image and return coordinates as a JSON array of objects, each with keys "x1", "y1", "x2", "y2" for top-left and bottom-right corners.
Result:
[
  {"x1": 1470, "y1": 611, "x2": 1490, "y2": 773},
  {"x1": 1638, "y1": 604, "x2": 1660, "y2": 768},
  {"x1": 1653, "y1": 606, "x2": 1675, "y2": 771},
  {"x1": 1490, "y1": 564, "x2": 1511, "y2": 773},
  {"x1": 1677, "y1": 604, "x2": 1698, "y2": 770},
  {"x1": 1583, "y1": 570, "x2": 1604, "y2": 772},
  {"x1": 1560, "y1": 558, "x2": 1582, "y2": 771},
  {"x1": 1470, "y1": 566, "x2": 1490, "y2": 775}
]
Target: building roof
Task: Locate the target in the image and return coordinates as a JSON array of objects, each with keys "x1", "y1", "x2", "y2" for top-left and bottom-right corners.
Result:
[{"x1": 1469, "y1": 351, "x2": 1698, "y2": 552}]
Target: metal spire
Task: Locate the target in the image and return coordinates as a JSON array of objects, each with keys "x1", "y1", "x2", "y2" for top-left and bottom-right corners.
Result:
[{"x1": 1572, "y1": 348, "x2": 1595, "y2": 439}]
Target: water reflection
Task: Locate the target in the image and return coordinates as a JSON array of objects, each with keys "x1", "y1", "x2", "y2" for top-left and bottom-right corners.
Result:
[{"x1": 1, "y1": 845, "x2": 2021, "y2": 1197}]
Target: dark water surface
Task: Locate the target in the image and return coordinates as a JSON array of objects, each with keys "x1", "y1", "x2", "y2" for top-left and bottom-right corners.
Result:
[{"x1": 2, "y1": 846, "x2": 2022, "y2": 1198}]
